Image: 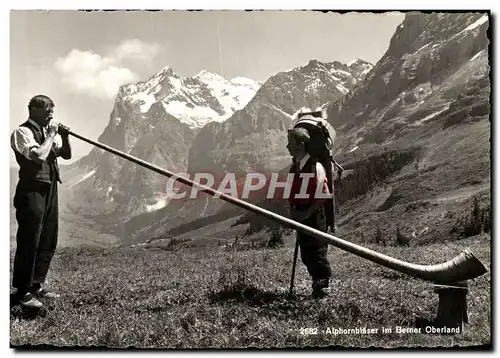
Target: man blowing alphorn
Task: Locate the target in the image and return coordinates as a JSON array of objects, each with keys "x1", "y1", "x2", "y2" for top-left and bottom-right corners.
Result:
[{"x1": 10, "y1": 95, "x2": 71, "y2": 310}]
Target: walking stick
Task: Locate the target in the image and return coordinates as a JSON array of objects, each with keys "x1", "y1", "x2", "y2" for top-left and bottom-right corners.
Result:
[{"x1": 289, "y1": 234, "x2": 300, "y2": 297}]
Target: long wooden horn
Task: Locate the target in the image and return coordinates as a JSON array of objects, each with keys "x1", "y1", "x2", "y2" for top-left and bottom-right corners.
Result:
[{"x1": 68, "y1": 130, "x2": 488, "y2": 284}]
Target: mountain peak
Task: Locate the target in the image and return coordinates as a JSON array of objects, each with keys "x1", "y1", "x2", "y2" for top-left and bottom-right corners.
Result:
[
  {"x1": 347, "y1": 58, "x2": 360, "y2": 66},
  {"x1": 194, "y1": 69, "x2": 225, "y2": 80},
  {"x1": 120, "y1": 66, "x2": 261, "y2": 128},
  {"x1": 148, "y1": 65, "x2": 175, "y2": 80},
  {"x1": 137, "y1": 65, "x2": 175, "y2": 86},
  {"x1": 307, "y1": 59, "x2": 322, "y2": 66},
  {"x1": 347, "y1": 58, "x2": 372, "y2": 66},
  {"x1": 346, "y1": 58, "x2": 374, "y2": 78},
  {"x1": 159, "y1": 65, "x2": 173, "y2": 74}
]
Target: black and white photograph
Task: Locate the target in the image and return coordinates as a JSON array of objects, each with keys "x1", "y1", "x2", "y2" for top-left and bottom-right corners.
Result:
[{"x1": 8, "y1": 8, "x2": 492, "y2": 350}]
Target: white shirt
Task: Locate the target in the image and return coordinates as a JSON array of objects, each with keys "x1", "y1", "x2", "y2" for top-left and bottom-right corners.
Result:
[
  {"x1": 11, "y1": 119, "x2": 63, "y2": 160},
  {"x1": 298, "y1": 154, "x2": 327, "y2": 183}
]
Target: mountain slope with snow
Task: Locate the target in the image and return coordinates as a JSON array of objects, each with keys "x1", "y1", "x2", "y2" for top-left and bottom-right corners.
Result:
[
  {"x1": 121, "y1": 67, "x2": 260, "y2": 128},
  {"x1": 125, "y1": 58, "x2": 373, "y2": 242},
  {"x1": 67, "y1": 66, "x2": 261, "y2": 221},
  {"x1": 187, "y1": 58, "x2": 373, "y2": 175}
]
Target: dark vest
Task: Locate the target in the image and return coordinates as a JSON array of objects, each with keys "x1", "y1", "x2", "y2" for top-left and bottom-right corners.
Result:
[{"x1": 14, "y1": 120, "x2": 61, "y2": 186}]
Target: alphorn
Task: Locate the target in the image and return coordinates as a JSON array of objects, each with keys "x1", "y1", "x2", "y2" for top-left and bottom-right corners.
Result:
[{"x1": 68, "y1": 130, "x2": 487, "y2": 284}]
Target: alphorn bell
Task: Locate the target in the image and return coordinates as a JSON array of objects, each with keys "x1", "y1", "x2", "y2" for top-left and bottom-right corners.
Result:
[{"x1": 67, "y1": 130, "x2": 488, "y2": 284}]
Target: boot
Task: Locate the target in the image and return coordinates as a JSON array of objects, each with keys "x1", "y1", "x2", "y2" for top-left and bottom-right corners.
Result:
[{"x1": 312, "y1": 278, "x2": 330, "y2": 298}]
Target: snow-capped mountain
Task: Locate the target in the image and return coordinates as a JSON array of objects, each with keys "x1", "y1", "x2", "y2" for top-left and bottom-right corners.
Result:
[
  {"x1": 66, "y1": 57, "x2": 372, "y2": 243},
  {"x1": 294, "y1": 58, "x2": 373, "y2": 95},
  {"x1": 125, "y1": 58, "x2": 373, "y2": 242},
  {"x1": 187, "y1": 58, "x2": 373, "y2": 176},
  {"x1": 121, "y1": 66, "x2": 261, "y2": 128},
  {"x1": 67, "y1": 66, "x2": 260, "y2": 224}
]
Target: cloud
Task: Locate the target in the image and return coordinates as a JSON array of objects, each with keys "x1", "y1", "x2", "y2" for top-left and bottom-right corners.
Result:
[
  {"x1": 54, "y1": 40, "x2": 161, "y2": 99},
  {"x1": 112, "y1": 39, "x2": 162, "y2": 65}
]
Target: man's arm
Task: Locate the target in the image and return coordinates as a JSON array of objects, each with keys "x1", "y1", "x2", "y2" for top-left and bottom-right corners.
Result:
[
  {"x1": 52, "y1": 124, "x2": 72, "y2": 160},
  {"x1": 56, "y1": 134, "x2": 72, "y2": 160},
  {"x1": 11, "y1": 126, "x2": 57, "y2": 164},
  {"x1": 30, "y1": 133, "x2": 57, "y2": 164},
  {"x1": 31, "y1": 122, "x2": 61, "y2": 163}
]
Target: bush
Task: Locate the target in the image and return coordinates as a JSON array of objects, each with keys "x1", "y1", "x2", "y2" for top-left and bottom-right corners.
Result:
[
  {"x1": 374, "y1": 226, "x2": 386, "y2": 246},
  {"x1": 268, "y1": 229, "x2": 284, "y2": 249},
  {"x1": 483, "y1": 204, "x2": 491, "y2": 234},
  {"x1": 395, "y1": 226, "x2": 410, "y2": 247},
  {"x1": 442, "y1": 109, "x2": 469, "y2": 129},
  {"x1": 469, "y1": 103, "x2": 490, "y2": 117},
  {"x1": 463, "y1": 197, "x2": 484, "y2": 237},
  {"x1": 451, "y1": 196, "x2": 491, "y2": 239}
]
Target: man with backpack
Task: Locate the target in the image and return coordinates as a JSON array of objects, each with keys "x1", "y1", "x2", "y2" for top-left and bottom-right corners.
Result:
[{"x1": 286, "y1": 112, "x2": 334, "y2": 298}]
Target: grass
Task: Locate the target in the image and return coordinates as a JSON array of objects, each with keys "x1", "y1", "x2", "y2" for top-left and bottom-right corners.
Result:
[{"x1": 9, "y1": 233, "x2": 491, "y2": 349}]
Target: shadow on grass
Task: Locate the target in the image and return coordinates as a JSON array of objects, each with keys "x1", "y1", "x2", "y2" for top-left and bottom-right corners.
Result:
[
  {"x1": 208, "y1": 282, "x2": 289, "y2": 306},
  {"x1": 10, "y1": 294, "x2": 48, "y2": 320},
  {"x1": 207, "y1": 282, "x2": 320, "y2": 319}
]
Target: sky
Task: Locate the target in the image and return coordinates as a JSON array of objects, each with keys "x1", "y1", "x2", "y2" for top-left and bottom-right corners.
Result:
[{"x1": 10, "y1": 10, "x2": 405, "y2": 166}]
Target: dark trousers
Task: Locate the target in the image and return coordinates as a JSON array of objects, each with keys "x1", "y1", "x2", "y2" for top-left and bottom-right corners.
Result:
[
  {"x1": 296, "y1": 205, "x2": 332, "y2": 281},
  {"x1": 12, "y1": 180, "x2": 58, "y2": 292}
]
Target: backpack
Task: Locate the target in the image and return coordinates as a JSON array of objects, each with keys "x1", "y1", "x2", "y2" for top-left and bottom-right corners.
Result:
[{"x1": 293, "y1": 109, "x2": 343, "y2": 232}]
